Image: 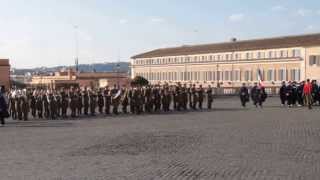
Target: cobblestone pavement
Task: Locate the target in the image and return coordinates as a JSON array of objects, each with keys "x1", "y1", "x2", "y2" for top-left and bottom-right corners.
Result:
[{"x1": 1, "y1": 97, "x2": 320, "y2": 180}]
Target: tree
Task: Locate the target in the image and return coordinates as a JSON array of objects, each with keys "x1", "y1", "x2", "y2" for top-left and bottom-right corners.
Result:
[{"x1": 131, "y1": 76, "x2": 149, "y2": 87}]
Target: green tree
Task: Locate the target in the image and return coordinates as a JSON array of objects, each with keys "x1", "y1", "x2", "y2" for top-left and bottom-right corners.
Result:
[{"x1": 131, "y1": 76, "x2": 149, "y2": 87}]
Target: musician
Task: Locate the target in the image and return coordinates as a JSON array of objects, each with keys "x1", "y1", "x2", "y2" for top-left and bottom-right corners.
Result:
[
  {"x1": 111, "y1": 84, "x2": 120, "y2": 115},
  {"x1": 121, "y1": 86, "x2": 129, "y2": 114}
]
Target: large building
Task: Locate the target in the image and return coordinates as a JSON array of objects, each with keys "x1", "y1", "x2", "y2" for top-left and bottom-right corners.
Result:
[
  {"x1": 0, "y1": 59, "x2": 10, "y2": 89},
  {"x1": 131, "y1": 33, "x2": 320, "y2": 89}
]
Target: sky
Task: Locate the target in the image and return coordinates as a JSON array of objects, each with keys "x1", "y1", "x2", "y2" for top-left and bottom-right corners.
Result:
[{"x1": 0, "y1": 0, "x2": 319, "y2": 68}]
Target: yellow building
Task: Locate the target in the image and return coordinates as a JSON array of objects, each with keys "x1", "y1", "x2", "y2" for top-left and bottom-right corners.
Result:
[{"x1": 131, "y1": 33, "x2": 320, "y2": 88}]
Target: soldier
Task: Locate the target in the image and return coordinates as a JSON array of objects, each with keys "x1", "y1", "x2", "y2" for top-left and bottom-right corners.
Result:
[
  {"x1": 181, "y1": 84, "x2": 188, "y2": 110},
  {"x1": 55, "y1": 92, "x2": 62, "y2": 118},
  {"x1": 128, "y1": 87, "x2": 135, "y2": 114},
  {"x1": 48, "y1": 92, "x2": 57, "y2": 120},
  {"x1": 36, "y1": 92, "x2": 43, "y2": 118},
  {"x1": 17, "y1": 92, "x2": 23, "y2": 120},
  {"x1": 97, "y1": 90, "x2": 104, "y2": 114},
  {"x1": 21, "y1": 91, "x2": 29, "y2": 121},
  {"x1": 61, "y1": 90, "x2": 69, "y2": 118},
  {"x1": 153, "y1": 86, "x2": 161, "y2": 112},
  {"x1": 77, "y1": 90, "x2": 83, "y2": 116},
  {"x1": 198, "y1": 85, "x2": 204, "y2": 109},
  {"x1": 30, "y1": 91, "x2": 37, "y2": 118},
  {"x1": 162, "y1": 88, "x2": 171, "y2": 112},
  {"x1": 188, "y1": 84, "x2": 193, "y2": 109},
  {"x1": 251, "y1": 83, "x2": 266, "y2": 108},
  {"x1": 133, "y1": 86, "x2": 143, "y2": 114},
  {"x1": 89, "y1": 90, "x2": 97, "y2": 116},
  {"x1": 70, "y1": 90, "x2": 77, "y2": 118},
  {"x1": 9, "y1": 91, "x2": 17, "y2": 120},
  {"x1": 43, "y1": 92, "x2": 50, "y2": 119},
  {"x1": 121, "y1": 86, "x2": 129, "y2": 114},
  {"x1": 239, "y1": 83, "x2": 249, "y2": 107},
  {"x1": 104, "y1": 86, "x2": 111, "y2": 115},
  {"x1": 292, "y1": 81, "x2": 298, "y2": 107},
  {"x1": 83, "y1": 89, "x2": 89, "y2": 115},
  {"x1": 206, "y1": 85, "x2": 213, "y2": 109},
  {"x1": 144, "y1": 86, "x2": 153, "y2": 113},
  {"x1": 111, "y1": 85, "x2": 120, "y2": 115},
  {"x1": 191, "y1": 84, "x2": 198, "y2": 110},
  {"x1": 311, "y1": 80, "x2": 319, "y2": 105}
]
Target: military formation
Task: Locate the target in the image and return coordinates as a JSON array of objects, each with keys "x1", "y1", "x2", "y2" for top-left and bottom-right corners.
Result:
[{"x1": 6, "y1": 84, "x2": 214, "y2": 121}]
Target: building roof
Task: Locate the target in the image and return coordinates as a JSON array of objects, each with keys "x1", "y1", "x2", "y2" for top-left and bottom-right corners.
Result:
[
  {"x1": 132, "y1": 33, "x2": 320, "y2": 59},
  {"x1": 76, "y1": 72, "x2": 128, "y2": 79},
  {"x1": 0, "y1": 59, "x2": 10, "y2": 66}
]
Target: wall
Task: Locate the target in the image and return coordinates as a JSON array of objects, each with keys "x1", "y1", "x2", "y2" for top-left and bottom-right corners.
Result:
[{"x1": 0, "y1": 59, "x2": 10, "y2": 90}]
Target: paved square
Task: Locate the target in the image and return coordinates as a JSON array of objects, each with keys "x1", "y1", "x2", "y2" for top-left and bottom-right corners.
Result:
[{"x1": 1, "y1": 97, "x2": 320, "y2": 180}]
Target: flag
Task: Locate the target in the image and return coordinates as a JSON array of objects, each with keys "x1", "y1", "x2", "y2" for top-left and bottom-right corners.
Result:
[{"x1": 257, "y1": 69, "x2": 264, "y2": 87}]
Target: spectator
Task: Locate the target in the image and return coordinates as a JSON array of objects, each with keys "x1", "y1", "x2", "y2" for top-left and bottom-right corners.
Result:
[{"x1": 0, "y1": 86, "x2": 9, "y2": 126}]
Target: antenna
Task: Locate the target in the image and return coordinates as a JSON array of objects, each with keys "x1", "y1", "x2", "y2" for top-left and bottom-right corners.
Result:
[{"x1": 74, "y1": 25, "x2": 79, "y2": 72}]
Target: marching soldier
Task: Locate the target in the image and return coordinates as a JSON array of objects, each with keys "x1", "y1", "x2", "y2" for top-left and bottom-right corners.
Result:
[
  {"x1": 191, "y1": 84, "x2": 198, "y2": 110},
  {"x1": 70, "y1": 90, "x2": 77, "y2": 118},
  {"x1": 104, "y1": 86, "x2": 111, "y2": 115},
  {"x1": 48, "y1": 93, "x2": 57, "y2": 120},
  {"x1": 43, "y1": 92, "x2": 50, "y2": 118},
  {"x1": 83, "y1": 89, "x2": 89, "y2": 115},
  {"x1": 111, "y1": 85, "x2": 120, "y2": 115},
  {"x1": 207, "y1": 85, "x2": 213, "y2": 109},
  {"x1": 97, "y1": 90, "x2": 104, "y2": 114},
  {"x1": 279, "y1": 81, "x2": 287, "y2": 106},
  {"x1": 30, "y1": 91, "x2": 37, "y2": 118},
  {"x1": 89, "y1": 90, "x2": 97, "y2": 116},
  {"x1": 198, "y1": 85, "x2": 204, "y2": 109},
  {"x1": 121, "y1": 86, "x2": 129, "y2": 114},
  {"x1": 9, "y1": 92, "x2": 17, "y2": 120},
  {"x1": 36, "y1": 92, "x2": 43, "y2": 118},
  {"x1": 21, "y1": 91, "x2": 29, "y2": 121},
  {"x1": 61, "y1": 90, "x2": 69, "y2": 118},
  {"x1": 17, "y1": 92, "x2": 23, "y2": 120},
  {"x1": 77, "y1": 90, "x2": 83, "y2": 116}
]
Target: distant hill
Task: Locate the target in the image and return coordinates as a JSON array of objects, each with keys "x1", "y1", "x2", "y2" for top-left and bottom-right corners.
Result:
[{"x1": 12, "y1": 62, "x2": 131, "y2": 75}]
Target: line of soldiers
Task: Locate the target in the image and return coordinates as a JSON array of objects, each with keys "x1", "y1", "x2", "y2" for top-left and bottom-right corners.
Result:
[
  {"x1": 7, "y1": 84, "x2": 214, "y2": 121},
  {"x1": 279, "y1": 80, "x2": 320, "y2": 107}
]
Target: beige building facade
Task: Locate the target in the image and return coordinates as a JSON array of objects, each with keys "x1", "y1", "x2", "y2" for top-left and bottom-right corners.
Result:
[
  {"x1": 131, "y1": 33, "x2": 320, "y2": 88},
  {"x1": 0, "y1": 59, "x2": 10, "y2": 89}
]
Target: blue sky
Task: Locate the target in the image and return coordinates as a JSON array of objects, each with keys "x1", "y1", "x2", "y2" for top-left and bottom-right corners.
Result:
[{"x1": 0, "y1": 0, "x2": 319, "y2": 68}]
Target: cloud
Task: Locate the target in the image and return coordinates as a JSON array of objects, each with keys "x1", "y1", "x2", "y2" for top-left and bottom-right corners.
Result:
[
  {"x1": 119, "y1": 19, "x2": 128, "y2": 24},
  {"x1": 297, "y1": 8, "x2": 312, "y2": 16},
  {"x1": 150, "y1": 17, "x2": 165, "y2": 23},
  {"x1": 271, "y1": 5, "x2": 287, "y2": 11},
  {"x1": 229, "y1": 13, "x2": 245, "y2": 22}
]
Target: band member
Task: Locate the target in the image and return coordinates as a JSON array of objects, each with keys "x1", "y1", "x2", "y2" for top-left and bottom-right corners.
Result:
[
  {"x1": 97, "y1": 90, "x2": 104, "y2": 114},
  {"x1": 207, "y1": 85, "x2": 213, "y2": 109},
  {"x1": 111, "y1": 85, "x2": 120, "y2": 115},
  {"x1": 121, "y1": 86, "x2": 129, "y2": 114},
  {"x1": 239, "y1": 83, "x2": 249, "y2": 107},
  {"x1": 104, "y1": 86, "x2": 111, "y2": 115},
  {"x1": 83, "y1": 89, "x2": 89, "y2": 115}
]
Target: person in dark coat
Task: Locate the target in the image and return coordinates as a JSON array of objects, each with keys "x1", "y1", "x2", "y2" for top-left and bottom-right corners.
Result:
[
  {"x1": 76, "y1": 90, "x2": 83, "y2": 116},
  {"x1": 121, "y1": 86, "x2": 129, "y2": 114},
  {"x1": 89, "y1": 91, "x2": 97, "y2": 116},
  {"x1": 9, "y1": 93, "x2": 17, "y2": 120},
  {"x1": 279, "y1": 81, "x2": 287, "y2": 106},
  {"x1": 251, "y1": 82, "x2": 264, "y2": 108},
  {"x1": 21, "y1": 95, "x2": 29, "y2": 121},
  {"x1": 191, "y1": 84, "x2": 198, "y2": 110},
  {"x1": 182, "y1": 84, "x2": 188, "y2": 110},
  {"x1": 311, "y1": 80, "x2": 319, "y2": 105},
  {"x1": 61, "y1": 91, "x2": 69, "y2": 118},
  {"x1": 30, "y1": 92, "x2": 37, "y2": 118},
  {"x1": 239, "y1": 83, "x2": 249, "y2": 107},
  {"x1": 17, "y1": 94, "x2": 23, "y2": 120},
  {"x1": 297, "y1": 81, "x2": 304, "y2": 106},
  {"x1": 286, "y1": 81, "x2": 294, "y2": 107}
]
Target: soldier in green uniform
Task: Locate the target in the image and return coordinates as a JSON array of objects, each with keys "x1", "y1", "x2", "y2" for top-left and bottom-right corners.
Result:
[
  {"x1": 198, "y1": 85, "x2": 204, "y2": 109},
  {"x1": 97, "y1": 90, "x2": 104, "y2": 114},
  {"x1": 104, "y1": 86, "x2": 111, "y2": 115},
  {"x1": 83, "y1": 89, "x2": 89, "y2": 115}
]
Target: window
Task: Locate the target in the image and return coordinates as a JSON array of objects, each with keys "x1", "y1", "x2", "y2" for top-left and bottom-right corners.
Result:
[
  {"x1": 290, "y1": 69, "x2": 300, "y2": 81},
  {"x1": 244, "y1": 70, "x2": 251, "y2": 81},
  {"x1": 292, "y1": 49, "x2": 301, "y2": 57},
  {"x1": 268, "y1": 51, "x2": 274, "y2": 58},
  {"x1": 267, "y1": 69, "x2": 275, "y2": 81},
  {"x1": 226, "y1": 54, "x2": 229, "y2": 60},
  {"x1": 309, "y1": 55, "x2": 320, "y2": 66},
  {"x1": 234, "y1": 70, "x2": 240, "y2": 81},
  {"x1": 257, "y1": 52, "x2": 261, "y2": 59},
  {"x1": 278, "y1": 69, "x2": 287, "y2": 81},
  {"x1": 246, "y1": 53, "x2": 250, "y2": 59}
]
